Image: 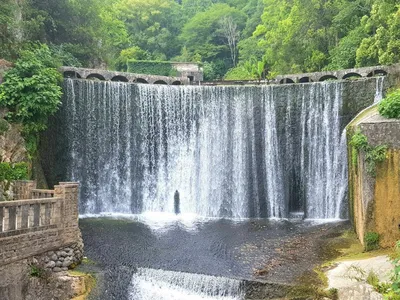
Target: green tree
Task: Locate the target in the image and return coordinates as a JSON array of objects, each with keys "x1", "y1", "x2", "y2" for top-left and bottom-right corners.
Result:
[
  {"x1": 114, "y1": 0, "x2": 183, "y2": 60},
  {"x1": 356, "y1": 1, "x2": 400, "y2": 66},
  {"x1": 180, "y1": 3, "x2": 247, "y2": 73},
  {"x1": 0, "y1": 45, "x2": 62, "y2": 134}
]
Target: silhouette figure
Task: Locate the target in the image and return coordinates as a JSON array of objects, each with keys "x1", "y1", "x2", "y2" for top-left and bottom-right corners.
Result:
[{"x1": 174, "y1": 190, "x2": 180, "y2": 215}]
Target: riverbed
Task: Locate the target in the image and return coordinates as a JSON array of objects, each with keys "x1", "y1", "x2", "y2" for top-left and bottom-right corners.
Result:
[{"x1": 79, "y1": 214, "x2": 350, "y2": 299}]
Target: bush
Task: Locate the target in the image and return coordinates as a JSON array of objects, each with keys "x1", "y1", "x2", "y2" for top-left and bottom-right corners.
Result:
[
  {"x1": 379, "y1": 89, "x2": 400, "y2": 119},
  {"x1": 0, "y1": 44, "x2": 63, "y2": 135},
  {"x1": 224, "y1": 65, "x2": 255, "y2": 80},
  {"x1": 0, "y1": 162, "x2": 29, "y2": 201},
  {"x1": 0, "y1": 162, "x2": 29, "y2": 182},
  {"x1": 364, "y1": 232, "x2": 380, "y2": 251}
]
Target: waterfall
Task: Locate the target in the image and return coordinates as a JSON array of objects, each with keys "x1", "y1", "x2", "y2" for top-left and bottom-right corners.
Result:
[
  {"x1": 128, "y1": 268, "x2": 244, "y2": 300},
  {"x1": 62, "y1": 78, "x2": 381, "y2": 219},
  {"x1": 374, "y1": 76, "x2": 385, "y2": 103}
]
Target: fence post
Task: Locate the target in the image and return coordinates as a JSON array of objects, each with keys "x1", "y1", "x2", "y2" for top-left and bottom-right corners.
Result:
[
  {"x1": 12, "y1": 180, "x2": 36, "y2": 200},
  {"x1": 54, "y1": 182, "x2": 80, "y2": 244}
]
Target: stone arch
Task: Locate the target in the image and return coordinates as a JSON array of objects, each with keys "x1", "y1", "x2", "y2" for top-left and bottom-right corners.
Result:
[
  {"x1": 135, "y1": 78, "x2": 148, "y2": 84},
  {"x1": 299, "y1": 77, "x2": 311, "y2": 83},
  {"x1": 319, "y1": 75, "x2": 338, "y2": 82},
  {"x1": 63, "y1": 71, "x2": 81, "y2": 79},
  {"x1": 279, "y1": 78, "x2": 295, "y2": 84},
  {"x1": 154, "y1": 80, "x2": 168, "y2": 85},
  {"x1": 111, "y1": 75, "x2": 129, "y2": 82},
  {"x1": 171, "y1": 81, "x2": 182, "y2": 85},
  {"x1": 342, "y1": 72, "x2": 362, "y2": 80},
  {"x1": 86, "y1": 73, "x2": 106, "y2": 81},
  {"x1": 367, "y1": 69, "x2": 388, "y2": 77}
]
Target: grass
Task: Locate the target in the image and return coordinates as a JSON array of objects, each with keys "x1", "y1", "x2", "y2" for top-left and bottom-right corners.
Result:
[
  {"x1": 69, "y1": 272, "x2": 96, "y2": 300},
  {"x1": 288, "y1": 229, "x2": 394, "y2": 299},
  {"x1": 69, "y1": 256, "x2": 98, "y2": 299}
]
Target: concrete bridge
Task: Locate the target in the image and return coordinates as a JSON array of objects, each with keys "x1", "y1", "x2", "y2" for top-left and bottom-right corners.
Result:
[
  {"x1": 199, "y1": 64, "x2": 400, "y2": 86},
  {"x1": 61, "y1": 64, "x2": 400, "y2": 86},
  {"x1": 60, "y1": 66, "x2": 190, "y2": 85},
  {"x1": 275, "y1": 64, "x2": 400, "y2": 84}
]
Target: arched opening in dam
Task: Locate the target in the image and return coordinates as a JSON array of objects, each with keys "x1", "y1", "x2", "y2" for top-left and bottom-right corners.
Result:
[{"x1": 41, "y1": 76, "x2": 386, "y2": 299}]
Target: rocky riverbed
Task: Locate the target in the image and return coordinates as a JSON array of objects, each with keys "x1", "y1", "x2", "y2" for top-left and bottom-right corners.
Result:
[{"x1": 78, "y1": 215, "x2": 353, "y2": 299}]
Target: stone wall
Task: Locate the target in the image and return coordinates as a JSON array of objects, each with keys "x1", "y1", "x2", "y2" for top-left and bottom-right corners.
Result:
[
  {"x1": 348, "y1": 110, "x2": 400, "y2": 247},
  {"x1": 171, "y1": 62, "x2": 203, "y2": 82},
  {"x1": 0, "y1": 181, "x2": 84, "y2": 299}
]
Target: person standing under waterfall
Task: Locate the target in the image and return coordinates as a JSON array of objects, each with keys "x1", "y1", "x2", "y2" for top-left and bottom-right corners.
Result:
[{"x1": 174, "y1": 190, "x2": 180, "y2": 215}]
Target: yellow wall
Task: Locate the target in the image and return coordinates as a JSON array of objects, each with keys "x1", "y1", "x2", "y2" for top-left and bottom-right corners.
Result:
[{"x1": 374, "y1": 150, "x2": 400, "y2": 247}]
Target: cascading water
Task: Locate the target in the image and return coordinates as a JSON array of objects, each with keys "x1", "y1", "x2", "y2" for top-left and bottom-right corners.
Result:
[
  {"x1": 128, "y1": 268, "x2": 244, "y2": 300},
  {"x1": 62, "y1": 78, "x2": 383, "y2": 219}
]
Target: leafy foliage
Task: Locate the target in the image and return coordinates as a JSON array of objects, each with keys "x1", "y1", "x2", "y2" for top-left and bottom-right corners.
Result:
[
  {"x1": 379, "y1": 89, "x2": 400, "y2": 119},
  {"x1": 2, "y1": 0, "x2": 400, "y2": 76},
  {"x1": 126, "y1": 60, "x2": 177, "y2": 77},
  {"x1": 0, "y1": 162, "x2": 28, "y2": 182},
  {"x1": 0, "y1": 162, "x2": 29, "y2": 201},
  {"x1": 0, "y1": 45, "x2": 62, "y2": 134},
  {"x1": 350, "y1": 131, "x2": 387, "y2": 177},
  {"x1": 364, "y1": 232, "x2": 380, "y2": 251}
]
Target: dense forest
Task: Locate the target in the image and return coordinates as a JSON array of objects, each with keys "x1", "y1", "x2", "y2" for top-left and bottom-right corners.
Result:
[{"x1": 1, "y1": 0, "x2": 399, "y2": 80}]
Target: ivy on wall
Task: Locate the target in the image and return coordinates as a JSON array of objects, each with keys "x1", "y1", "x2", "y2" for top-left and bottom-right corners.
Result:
[
  {"x1": 350, "y1": 130, "x2": 387, "y2": 177},
  {"x1": 126, "y1": 60, "x2": 178, "y2": 77}
]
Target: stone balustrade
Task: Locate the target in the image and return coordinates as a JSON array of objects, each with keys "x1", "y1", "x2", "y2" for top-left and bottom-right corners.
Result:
[{"x1": 0, "y1": 181, "x2": 82, "y2": 268}]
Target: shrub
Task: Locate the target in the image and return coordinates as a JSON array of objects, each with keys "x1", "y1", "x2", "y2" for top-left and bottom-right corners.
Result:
[
  {"x1": 364, "y1": 232, "x2": 380, "y2": 251},
  {"x1": 379, "y1": 89, "x2": 400, "y2": 119},
  {"x1": 0, "y1": 162, "x2": 29, "y2": 201},
  {"x1": 0, "y1": 162, "x2": 28, "y2": 182},
  {"x1": 224, "y1": 65, "x2": 254, "y2": 80},
  {"x1": 0, "y1": 44, "x2": 63, "y2": 135}
]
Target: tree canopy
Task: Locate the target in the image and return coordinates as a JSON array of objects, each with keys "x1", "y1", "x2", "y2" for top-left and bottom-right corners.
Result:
[{"x1": 1, "y1": 0, "x2": 400, "y2": 80}]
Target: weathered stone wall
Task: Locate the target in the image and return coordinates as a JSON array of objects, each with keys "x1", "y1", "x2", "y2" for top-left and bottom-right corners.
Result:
[
  {"x1": 171, "y1": 62, "x2": 203, "y2": 82},
  {"x1": 0, "y1": 256, "x2": 90, "y2": 300},
  {"x1": 348, "y1": 111, "x2": 400, "y2": 247},
  {"x1": 0, "y1": 182, "x2": 84, "y2": 299},
  {"x1": 0, "y1": 182, "x2": 82, "y2": 266}
]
